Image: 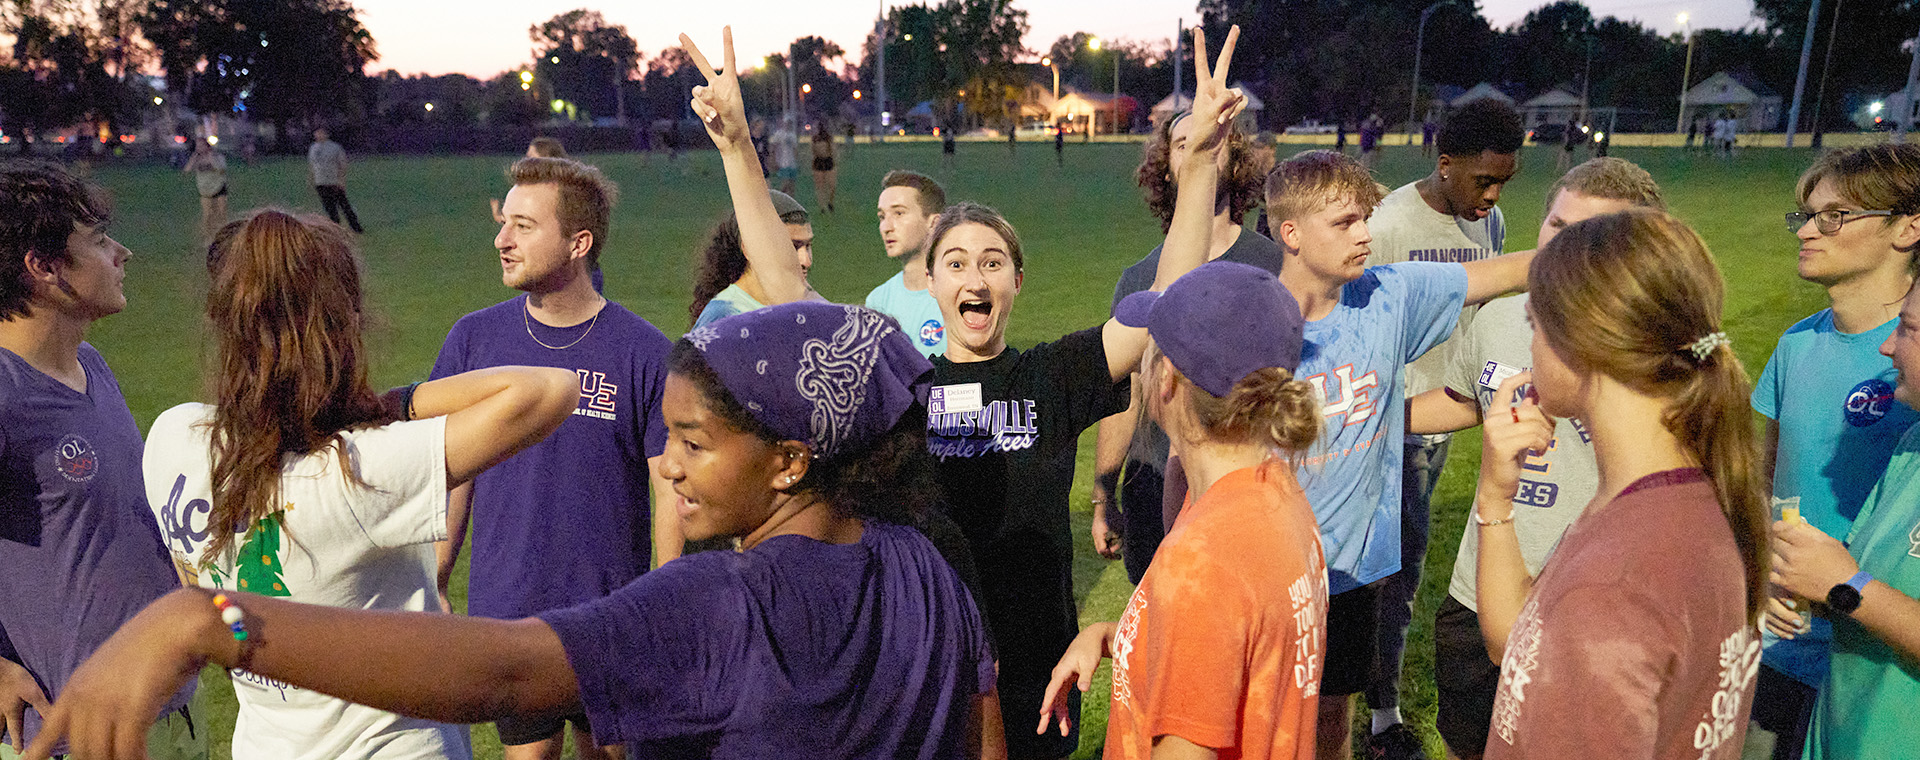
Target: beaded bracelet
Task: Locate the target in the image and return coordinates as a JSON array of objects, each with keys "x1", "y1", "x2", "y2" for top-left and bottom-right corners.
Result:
[
  {"x1": 212, "y1": 592, "x2": 261, "y2": 672},
  {"x1": 212, "y1": 593, "x2": 250, "y2": 641}
]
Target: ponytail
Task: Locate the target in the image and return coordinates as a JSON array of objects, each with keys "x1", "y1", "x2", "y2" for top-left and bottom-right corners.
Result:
[{"x1": 1666, "y1": 342, "x2": 1769, "y2": 624}]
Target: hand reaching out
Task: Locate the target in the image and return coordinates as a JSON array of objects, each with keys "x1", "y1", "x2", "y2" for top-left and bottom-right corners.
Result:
[
  {"x1": 1036, "y1": 622, "x2": 1116, "y2": 737},
  {"x1": 679, "y1": 27, "x2": 751, "y2": 153}
]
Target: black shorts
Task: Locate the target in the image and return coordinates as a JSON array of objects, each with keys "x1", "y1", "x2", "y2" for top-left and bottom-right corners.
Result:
[
  {"x1": 1321, "y1": 580, "x2": 1384, "y2": 696},
  {"x1": 812, "y1": 156, "x2": 834, "y2": 172},
  {"x1": 496, "y1": 711, "x2": 593, "y2": 747},
  {"x1": 204, "y1": 184, "x2": 228, "y2": 199},
  {"x1": 1433, "y1": 594, "x2": 1501, "y2": 757}
]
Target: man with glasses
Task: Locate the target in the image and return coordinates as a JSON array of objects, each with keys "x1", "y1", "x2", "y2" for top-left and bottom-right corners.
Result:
[{"x1": 1746, "y1": 144, "x2": 1920, "y2": 760}]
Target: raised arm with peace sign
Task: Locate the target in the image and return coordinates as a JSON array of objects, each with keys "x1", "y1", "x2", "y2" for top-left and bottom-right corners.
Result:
[{"x1": 677, "y1": 26, "x2": 810, "y2": 308}]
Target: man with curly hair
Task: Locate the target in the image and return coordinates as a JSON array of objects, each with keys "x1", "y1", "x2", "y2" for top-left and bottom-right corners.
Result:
[
  {"x1": 1358, "y1": 96, "x2": 1522, "y2": 760},
  {"x1": 1091, "y1": 112, "x2": 1277, "y2": 584}
]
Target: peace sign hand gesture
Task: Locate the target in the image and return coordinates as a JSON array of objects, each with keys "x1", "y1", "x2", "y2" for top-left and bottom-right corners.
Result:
[
  {"x1": 1186, "y1": 25, "x2": 1247, "y2": 156},
  {"x1": 679, "y1": 27, "x2": 750, "y2": 153}
]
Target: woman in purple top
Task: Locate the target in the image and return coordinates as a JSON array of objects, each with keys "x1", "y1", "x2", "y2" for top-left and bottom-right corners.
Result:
[
  {"x1": 1473, "y1": 209, "x2": 1767, "y2": 759},
  {"x1": 21, "y1": 301, "x2": 997, "y2": 760}
]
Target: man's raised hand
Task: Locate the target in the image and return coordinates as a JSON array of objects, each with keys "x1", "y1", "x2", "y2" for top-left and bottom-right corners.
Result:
[
  {"x1": 679, "y1": 27, "x2": 750, "y2": 152},
  {"x1": 1187, "y1": 25, "x2": 1246, "y2": 155}
]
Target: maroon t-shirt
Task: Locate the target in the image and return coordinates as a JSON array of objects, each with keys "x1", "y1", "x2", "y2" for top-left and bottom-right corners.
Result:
[{"x1": 1486, "y1": 469, "x2": 1760, "y2": 760}]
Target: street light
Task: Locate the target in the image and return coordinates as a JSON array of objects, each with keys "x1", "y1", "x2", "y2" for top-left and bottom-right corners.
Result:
[
  {"x1": 1408, "y1": 0, "x2": 1451, "y2": 146},
  {"x1": 1042, "y1": 56, "x2": 1059, "y2": 102},
  {"x1": 424, "y1": 102, "x2": 434, "y2": 112},
  {"x1": 1675, "y1": 12, "x2": 1696, "y2": 133}
]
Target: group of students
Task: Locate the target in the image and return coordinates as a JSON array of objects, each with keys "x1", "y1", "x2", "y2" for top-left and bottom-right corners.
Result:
[{"x1": 4, "y1": 22, "x2": 1920, "y2": 760}]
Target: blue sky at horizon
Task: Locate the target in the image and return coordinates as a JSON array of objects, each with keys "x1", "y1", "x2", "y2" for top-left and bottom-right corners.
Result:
[{"x1": 359, "y1": 0, "x2": 1759, "y2": 79}]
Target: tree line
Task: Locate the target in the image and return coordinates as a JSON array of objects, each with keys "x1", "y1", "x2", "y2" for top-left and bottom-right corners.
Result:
[{"x1": 3, "y1": 0, "x2": 1914, "y2": 155}]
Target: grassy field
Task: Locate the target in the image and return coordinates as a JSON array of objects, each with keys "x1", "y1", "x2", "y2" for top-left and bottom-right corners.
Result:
[{"x1": 68, "y1": 139, "x2": 1828, "y2": 759}]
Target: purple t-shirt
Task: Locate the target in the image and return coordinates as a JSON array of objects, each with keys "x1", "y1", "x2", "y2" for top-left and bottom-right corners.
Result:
[
  {"x1": 430, "y1": 297, "x2": 671, "y2": 618},
  {"x1": 0, "y1": 344, "x2": 191, "y2": 748},
  {"x1": 540, "y1": 521, "x2": 995, "y2": 759}
]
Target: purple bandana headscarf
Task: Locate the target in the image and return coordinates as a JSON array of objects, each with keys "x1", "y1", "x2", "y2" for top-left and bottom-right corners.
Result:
[{"x1": 685, "y1": 302, "x2": 933, "y2": 459}]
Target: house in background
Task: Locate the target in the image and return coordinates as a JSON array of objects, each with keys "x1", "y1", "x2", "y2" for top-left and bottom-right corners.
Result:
[
  {"x1": 1680, "y1": 71, "x2": 1783, "y2": 132},
  {"x1": 1520, "y1": 87, "x2": 1583, "y2": 128}
]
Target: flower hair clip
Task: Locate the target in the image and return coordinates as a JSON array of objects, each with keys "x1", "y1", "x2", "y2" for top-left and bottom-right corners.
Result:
[{"x1": 1686, "y1": 332, "x2": 1731, "y2": 362}]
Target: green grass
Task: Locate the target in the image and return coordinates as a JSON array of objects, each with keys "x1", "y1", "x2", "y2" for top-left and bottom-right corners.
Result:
[{"x1": 69, "y1": 140, "x2": 1827, "y2": 759}]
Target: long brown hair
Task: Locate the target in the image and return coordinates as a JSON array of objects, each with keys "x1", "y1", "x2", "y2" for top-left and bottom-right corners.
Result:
[
  {"x1": 200, "y1": 209, "x2": 397, "y2": 566},
  {"x1": 1528, "y1": 208, "x2": 1768, "y2": 622}
]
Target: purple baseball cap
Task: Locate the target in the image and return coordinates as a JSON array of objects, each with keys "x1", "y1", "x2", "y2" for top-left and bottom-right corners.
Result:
[
  {"x1": 1113, "y1": 261, "x2": 1305, "y2": 397},
  {"x1": 684, "y1": 302, "x2": 933, "y2": 459}
]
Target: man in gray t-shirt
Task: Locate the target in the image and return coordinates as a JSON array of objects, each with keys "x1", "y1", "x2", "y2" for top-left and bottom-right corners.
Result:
[
  {"x1": 1406, "y1": 156, "x2": 1665, "y2": 759},
  {"x1": 1356, "y1": 97, "x2": 1521, "y2": 758},
  {"x1": 308, "y1": 128, "x2": 364, "y2": 233}
]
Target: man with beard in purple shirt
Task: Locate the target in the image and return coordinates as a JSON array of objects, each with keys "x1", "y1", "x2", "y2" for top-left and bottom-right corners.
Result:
[
  {"x1": 0, "y1": 161, "x2": 199, "y2": 759},
  {"x1": 431, "y1": 156, "x2": 675, "y2": 760}
]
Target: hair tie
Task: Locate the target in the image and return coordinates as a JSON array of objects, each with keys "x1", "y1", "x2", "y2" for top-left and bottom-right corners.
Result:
[{"x1": 1685, "y1": 332, "x2": 1730, "y2": 362}]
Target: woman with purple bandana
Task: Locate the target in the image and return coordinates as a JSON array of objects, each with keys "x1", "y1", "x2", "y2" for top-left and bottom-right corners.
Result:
[{"x1": 20, "y1": 302, "x2": 997, "y2": 760}]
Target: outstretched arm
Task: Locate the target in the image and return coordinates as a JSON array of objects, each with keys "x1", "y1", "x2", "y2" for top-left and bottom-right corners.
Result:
[
  {"x1": 414, "y1": 366, "x2": 580, "y2": 487},
  {"x1": 1460, "y1": 249, "x2": 1536, "y2": 305},
  {"x1": 22, "y1": 589, "x2": 578, "y2": 760},
  {"x1": 1101, "y1": 25, "x2": 1245, "y2": 382},
  {"x1": 682, "y1": 28, "x2": 808, "y2": 306}
]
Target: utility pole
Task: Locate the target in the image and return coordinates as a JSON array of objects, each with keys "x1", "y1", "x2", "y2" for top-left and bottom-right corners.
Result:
[
  {"x1": 1675, "y1": 13, "x2": 1695, "y2": 133},
  {"x1": 1901, "y1": 29, "x2": 1920, "y2": 143},
  {"x1": 1810, "y1": 0, "x2": 1843, "y2": 145},
  {"x1": 1408, "y1": 0, "x2": 1448, "y2": 145},
  {"x1": 1786, "y1": 0, "x2": 1824, "y2": 147},
  {"x1": 1172, "y1": 18, "x2": 1182, "y2": 108},
  {"x1": 875, "y1": 2, "x2": 887, "y2": 142}
]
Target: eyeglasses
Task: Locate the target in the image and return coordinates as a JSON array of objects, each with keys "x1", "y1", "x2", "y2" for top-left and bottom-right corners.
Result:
[{"x1": 1786, "y1": 209, "x2": 1895, "y2": 235}]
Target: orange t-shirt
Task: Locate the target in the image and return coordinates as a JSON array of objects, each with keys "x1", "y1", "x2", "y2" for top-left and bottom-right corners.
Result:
[{"x1": 1104, "y1": 460, "x2": 1328, "y2": 760}]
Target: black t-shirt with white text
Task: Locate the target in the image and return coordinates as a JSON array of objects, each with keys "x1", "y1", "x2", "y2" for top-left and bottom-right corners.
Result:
[{"x1": 926, "y1": 325, "x2": 1128, "y2": 753}]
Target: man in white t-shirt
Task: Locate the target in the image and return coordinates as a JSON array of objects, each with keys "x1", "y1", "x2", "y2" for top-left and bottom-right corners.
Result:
[
  {"x1": 1406, "y1": 157, "x2": 1666, "y2": 760},
  {"x1": 864, "y1": 170, "x2": 947, "y2": 356},
  {"x1": 307, "y1": 128, "x2": 364, "y2": 234},
  {"x1": 1359, "y1": 95, "x2": 1523, "y2": 760}
]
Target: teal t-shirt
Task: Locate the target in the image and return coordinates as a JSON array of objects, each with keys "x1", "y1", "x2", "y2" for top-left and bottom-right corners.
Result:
[
  {"x1": 694, "y1": 284, "x2": 766, "y2": 330},
  {"x1": 1805, "y1": 425, "x2": 1920, "y2": 760},
  {"x1": 1753, "y1": 310, "x2": 1917, "y2": 684},
  {"x1": 863, "y1": 271, "x2": 946, "y2": 357}
]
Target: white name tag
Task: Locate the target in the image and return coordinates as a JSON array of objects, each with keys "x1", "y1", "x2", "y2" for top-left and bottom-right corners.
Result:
[
  {"x1": 1478, "y1": 360, "x2": 1525, "y2": 391},
  {"x1": 929, "y1": 383, "x2": 984, "y2": 416}
]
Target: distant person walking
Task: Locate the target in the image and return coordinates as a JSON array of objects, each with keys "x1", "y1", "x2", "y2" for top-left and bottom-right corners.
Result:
[
  {"x1": 1714, "y1": 113, "x2": 1738, "y2": 159},
  {"x1": 308, "y1": 128, "x2": 364, "y2": 233},
  {"x1": 810, "y1": 124, "x2": 838, "y2": 213},
  {"x1": 1054, "y1": 126, "x2": 1065, "y2": 167},
  {"x1": 771, "y1": 116, "x2": 799, "y2": 196},
  {"x1": 941, "y1": 127, "x2": 957, "y2": 171},
  {"x1": 183, "y1": 137, "x2": 228, "y2": 242}
]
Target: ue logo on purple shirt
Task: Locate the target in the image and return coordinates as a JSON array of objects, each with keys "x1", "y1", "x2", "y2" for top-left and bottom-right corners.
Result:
[
  {"x1": 1845, "y1": 378, "x2": 1896, "y2": 427},
  {"x1": 919, "y1": 319, "x2": 943, "y2": 347},
  {"x1": 54, "y1": 434, "x2": 98, "y2": 482}
]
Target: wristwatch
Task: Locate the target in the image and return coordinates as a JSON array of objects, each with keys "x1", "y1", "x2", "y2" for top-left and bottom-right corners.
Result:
[{"x1": 1826, "y1": 571, "x2": 1873, "y2": 616}]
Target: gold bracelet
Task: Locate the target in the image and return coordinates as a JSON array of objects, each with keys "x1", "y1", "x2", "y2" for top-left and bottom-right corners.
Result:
[{"x1": 1474, "y1": 511, "x2": 1515, "y2": 527}]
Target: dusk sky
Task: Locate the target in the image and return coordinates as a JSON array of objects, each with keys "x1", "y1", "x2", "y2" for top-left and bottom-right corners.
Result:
[{"x1": 356, "y1": 0, "x2": 1761, "y2": 79}]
